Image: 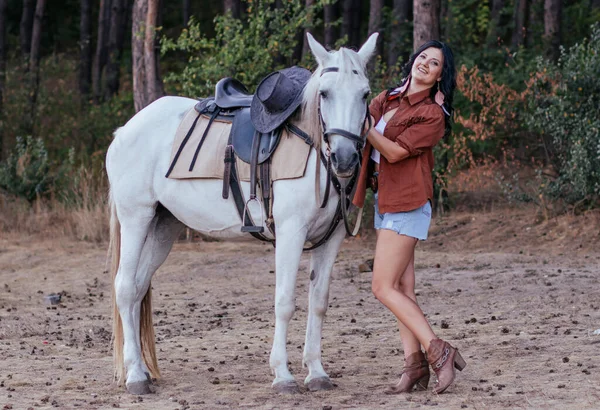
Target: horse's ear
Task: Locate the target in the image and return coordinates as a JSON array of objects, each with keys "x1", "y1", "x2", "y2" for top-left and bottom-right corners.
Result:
[
  {"x1": 307, "y1": 32, "x2": 330, "y2": 66},
  {"x1": 357, "y1": 32, "x2": 379, "y2": 64}
]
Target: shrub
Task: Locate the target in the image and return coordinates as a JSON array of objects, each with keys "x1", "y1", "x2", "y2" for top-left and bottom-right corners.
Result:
[
  {"x1": 526, "y1": 23, "x2": 600, "y2": 205},
  {"x1": 0, "y1": 136, "x2": 73, "y2": 203},
  {"x1": 161, "y1": 0, "x2": 313, "y2": 97}
]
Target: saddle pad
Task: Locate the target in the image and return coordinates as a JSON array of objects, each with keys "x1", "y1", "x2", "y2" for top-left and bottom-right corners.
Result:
[{"x1": 167, "y1": 107, "x2": 311, "y2": 181}]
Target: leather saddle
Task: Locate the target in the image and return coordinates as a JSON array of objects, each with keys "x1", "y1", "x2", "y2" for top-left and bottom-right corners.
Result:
[
  {"x1": 188, "y1": 77, "x2": 284, "y2": 238},
  {"x1": 230, "y1": 107, "x2": 281, "y2": 164},
  {"x1": 215, "y1": 77, "x2": 252, "y2": 108},
  {"x1": 193, "y1": 78, "x2": 282, "y2": 164}
]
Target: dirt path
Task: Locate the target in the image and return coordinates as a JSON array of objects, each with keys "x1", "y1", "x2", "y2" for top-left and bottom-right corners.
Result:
[{"x1": 1, "y1": 209, "x2": 599, "y2": 409}]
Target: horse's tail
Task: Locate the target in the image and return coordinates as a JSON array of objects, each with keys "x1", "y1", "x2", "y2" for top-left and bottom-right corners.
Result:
[
  {"x1": 109, "y1": 190, "x2": 125, "y2": 383},
  {"x1": 109, "y1": 189, "x2": 161, "y2": 384}
]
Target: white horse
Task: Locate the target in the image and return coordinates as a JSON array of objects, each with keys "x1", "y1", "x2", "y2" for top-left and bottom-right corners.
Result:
[{"x1": 107, "y1": 33, "x2": 378, "y2": 395}]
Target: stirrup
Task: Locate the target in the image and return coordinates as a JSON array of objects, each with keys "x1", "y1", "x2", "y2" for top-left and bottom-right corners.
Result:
[{"x1": 240, "y1": 197, "x2": 265, "y2": 233}]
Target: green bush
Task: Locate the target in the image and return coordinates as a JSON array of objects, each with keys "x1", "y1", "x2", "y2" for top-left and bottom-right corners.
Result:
[
  {"x1": 526, "y1": 23, "x2": 600, "y2": 205},
  {"x1": 0, "y1": 136, "x2": 74, "y2": 203},
  {"x1": 161, "y1": 0, "x2": 313, "y2": 97}
]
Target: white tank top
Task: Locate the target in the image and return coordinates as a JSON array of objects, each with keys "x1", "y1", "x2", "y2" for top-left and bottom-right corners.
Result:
[{"x1": 370, "y1": 117, "x2": 387, "y2": 164}]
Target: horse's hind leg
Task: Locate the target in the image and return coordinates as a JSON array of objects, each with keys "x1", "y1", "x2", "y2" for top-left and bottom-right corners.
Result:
[
  {"x1": 115, "y1": 204, "x2": 184, "y2": 394},
  {"x1": 303, "y1": 227, "x2": 346, "y2": 391}
]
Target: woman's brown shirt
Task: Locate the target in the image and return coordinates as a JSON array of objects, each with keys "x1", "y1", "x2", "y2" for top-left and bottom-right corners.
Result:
[{"x1": 352, "y1": 88, "x2": 445, "y2": 214}]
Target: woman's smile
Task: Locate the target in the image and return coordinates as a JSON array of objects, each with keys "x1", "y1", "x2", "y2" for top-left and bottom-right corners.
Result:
[{"x1": 410, "y1": 47, "x2": 444, "y2": 86}]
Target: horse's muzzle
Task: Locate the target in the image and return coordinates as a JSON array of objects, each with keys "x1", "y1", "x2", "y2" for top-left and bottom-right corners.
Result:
[{"x1": 331, "y1": 151, "x2": 359, "y2": 177}]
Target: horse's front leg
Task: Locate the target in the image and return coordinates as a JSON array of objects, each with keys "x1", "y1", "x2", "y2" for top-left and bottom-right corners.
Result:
[
  {"x1": 303, "y1": 226, "x2": 346, "y2": 391},
  {"x1": 270, "y1": 220, "x2": 307, "y2": 394}
]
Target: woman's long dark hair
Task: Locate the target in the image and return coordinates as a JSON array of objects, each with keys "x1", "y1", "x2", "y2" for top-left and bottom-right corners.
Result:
[{"x1": 397, "y1": 40, "x2": 456, "y2": 139}]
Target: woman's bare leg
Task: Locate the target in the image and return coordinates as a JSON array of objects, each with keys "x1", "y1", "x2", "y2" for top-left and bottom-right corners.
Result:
[
  {"x1": 393, "y1": 254, "x2": 423, "y2": 358},
  {"x1": 372, "y1": 230, "x2": 436, "y2": 350}
]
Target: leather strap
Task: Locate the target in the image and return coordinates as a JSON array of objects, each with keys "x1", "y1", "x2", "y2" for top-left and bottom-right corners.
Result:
[
  {"x1": 260, "y1": 160, "x2": 275, "y2": 237},
  {"x1": 321, "y1": 67, "x2": 359, "y2": 76},
  {"x1": 222, "y1": 144, "x2": 234, "y2": 199},
  {"x1": 248, "y1": 130, "x2": 261, "y2": 200},
  {"x1": 165, "y1": 112, "x2": 202, "y2": 178},
  {"x1": 303, "y1": 200, "x2": 343, "y2": 251},
  {"x1": 324, "y1": 128, "x2": 364, "y2": 144},
  {"x1": 286, "y1": 123, "x2": 313, "y2": 145},
  {"x1": 229, "y1": 154, "x2": 273, "y2": 243},
  {"x1": 320, "y1": 154, "x2": 332, "y2": 209},
  {"x1": 189, "y1": 109, "x2": 220, "y2": 171}
]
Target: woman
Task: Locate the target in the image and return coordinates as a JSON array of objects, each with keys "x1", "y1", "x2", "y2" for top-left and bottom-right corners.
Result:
[{"x1": 353, "y1": 41, "x2": 464, "y2": 394}]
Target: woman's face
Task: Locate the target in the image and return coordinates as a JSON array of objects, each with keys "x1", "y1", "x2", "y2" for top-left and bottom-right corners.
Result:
[{"x1": 410, "y1": 47, "x2": 444, "y2": 87}]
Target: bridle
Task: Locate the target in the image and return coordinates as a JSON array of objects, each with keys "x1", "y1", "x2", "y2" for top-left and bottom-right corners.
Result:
[
  {"x1": 316, "y1": 66, "x2": 372, "y2": 237},
  {"x1": 318, "y1": 67, "x2": 372, "y2": 154}
]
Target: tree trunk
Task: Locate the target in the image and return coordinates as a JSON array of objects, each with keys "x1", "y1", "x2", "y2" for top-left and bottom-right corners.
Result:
[
  {"x1": 28, "y1": 0, "x2": 45, "y2": 134},
  {"x1": 301, "y1": 0, "x2": 316, "y2": 60},
  {"x1": 182, "y1": 0, "x2": 190, "y2": 26},
  {"x1": 104, "y1": 0, "x2": 129, "y2": 100},
  {"x1": 413, "y1": 0, "x2": 440, "y2": 51},
  {"x1": 79, "y1": 0, "x2": 92, "y2": 101},
  {"x1": 144, "y1": 0, "x2": 163, "y2": 105},
  {"x1": 0, "y1": 0, "x2": 7, "y2": 160},
  {"x1": 511, "y1": 0, "x2": 527, "y2": 49},
  {"x1": 224, "y1": 0, "x2": 240, "y2": 19},
  {"x1": 341, "y1": 0, "x2": 361, "y2": 48},
  {"x1": 440, "y1": 0, "x2": 449, "y2": 40},
  {"x1": 367, "y1": 0, "x2": 383, "y2": 58},
  {"x1": 20, "y1": 0, "x2": 35, "y2": 63},
  {"x1": 132, "y1": 0, "x2": 164, "y2": 112},
  {"x1": 93, "y1": 0, "x2": 111, "y2": 102},
  {"x1": 487, "y1": 0, "x2": 506, "y2": 47},
  {"x1": 132, "y1": 0, "x2": 147, "y2": 112},
  {"x1": 526, "y1": 0, "x2": 542, "y2": 48},
  {"x1": 544, "y1": 0, "x2": 561, "y2": 61},
  {"x1": 324, "y1": 0, "x2": 338, "y2": 48},
  {"x1": 350, "y1": 0, "x2": 361, "y2": 48},
  {"x1": 388, "y1": 0, "x2": 411, "y2": 68}
]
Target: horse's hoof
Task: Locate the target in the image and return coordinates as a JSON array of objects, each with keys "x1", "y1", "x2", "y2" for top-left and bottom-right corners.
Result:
[
  {"x1": 273, "y1": 380, "x2": 301, "y2": 394},
  {"x1": 306, "y1": 377, "x2": 335, "y2": 391},
  {"x1": 126, "y1": 380, "x2": 153, "y2": 395}
]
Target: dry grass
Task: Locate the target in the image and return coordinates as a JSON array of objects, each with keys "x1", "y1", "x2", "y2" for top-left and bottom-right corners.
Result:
[{"x1": 0, "y1": 170, "x2": 109, "y2": 243}]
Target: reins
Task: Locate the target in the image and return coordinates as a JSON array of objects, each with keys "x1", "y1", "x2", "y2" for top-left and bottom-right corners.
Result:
[{"x1": 284, "y1": 65, "x2": 371, "y2": 249}]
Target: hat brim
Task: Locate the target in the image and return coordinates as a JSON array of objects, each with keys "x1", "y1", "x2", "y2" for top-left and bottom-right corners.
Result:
[{"x1": 250, "y1": 90, "x2": 305, "y2": 134}]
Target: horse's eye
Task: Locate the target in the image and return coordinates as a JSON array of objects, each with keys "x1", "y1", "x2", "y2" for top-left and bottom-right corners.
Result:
[
  {"x1": 320, "y1": 90, "x2": 328, "y2": 99},
  {"x1": 363, "y1": 91, "x2": 371, "y2": 100}
]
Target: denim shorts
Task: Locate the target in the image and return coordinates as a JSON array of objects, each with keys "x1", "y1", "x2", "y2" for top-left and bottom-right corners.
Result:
[{"x1": 374, "y1": 193, "x2": 432, "y2": 240}]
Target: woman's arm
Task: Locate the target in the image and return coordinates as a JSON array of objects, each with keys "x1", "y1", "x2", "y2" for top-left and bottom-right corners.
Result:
[
  {"x1": 366, "y1": 120, "x2": 410, "y2": 164},
  {"x1": 366, "y1": 105, "x2": 445, "y2": 163}
]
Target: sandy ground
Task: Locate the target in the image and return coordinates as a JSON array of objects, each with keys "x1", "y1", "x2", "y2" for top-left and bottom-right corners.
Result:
[{"x1": 0, "y1": 207, "x2": 599, "y2": 409}]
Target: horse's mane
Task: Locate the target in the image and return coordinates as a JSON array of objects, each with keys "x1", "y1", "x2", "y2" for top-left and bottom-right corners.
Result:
[{"x1": 300, "y1": 47, "x2": 369, "y2": 154}]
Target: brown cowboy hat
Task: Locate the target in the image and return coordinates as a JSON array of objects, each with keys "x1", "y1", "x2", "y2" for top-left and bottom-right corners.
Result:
[{"x1": 250, "y1": 66, "x2": 312, "y2": 133}]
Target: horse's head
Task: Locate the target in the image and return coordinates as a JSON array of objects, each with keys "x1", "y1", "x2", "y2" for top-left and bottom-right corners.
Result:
[{"x1": 304, "y1": 33, "x2": 378, "y2": 178}]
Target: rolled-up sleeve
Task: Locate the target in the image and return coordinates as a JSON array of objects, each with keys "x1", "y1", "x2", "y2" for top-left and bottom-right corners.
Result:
[{"x1": 394, "y1": 106, "x2": 445, "y2": 157}]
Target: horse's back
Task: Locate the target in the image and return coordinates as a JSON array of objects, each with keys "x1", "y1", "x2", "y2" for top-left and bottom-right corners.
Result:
[
  {"x1": 112, "y1": 96, "x2": 197, "y2": 146},
  {"x1": 107, "y1": 96, "x2": 197, "y2": 180}
]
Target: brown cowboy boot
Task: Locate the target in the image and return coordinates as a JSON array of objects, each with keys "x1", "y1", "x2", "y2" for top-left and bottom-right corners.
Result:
[
  {"x1": 426, "y1": 338, "x2": 466, "y2": 394},
  {"x1": 384, "y1": 351, "x2": 430, "y2": 394}
]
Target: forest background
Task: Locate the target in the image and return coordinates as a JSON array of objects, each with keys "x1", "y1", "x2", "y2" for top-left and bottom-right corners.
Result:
[{"x1": 0, "y1": 0, "x2": 598, "y2": 241}]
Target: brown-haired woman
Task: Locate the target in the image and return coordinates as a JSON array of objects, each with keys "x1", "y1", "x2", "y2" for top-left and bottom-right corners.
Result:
[{"x1": 354, "y1": 40, "x2": 465, "y2": 394}]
